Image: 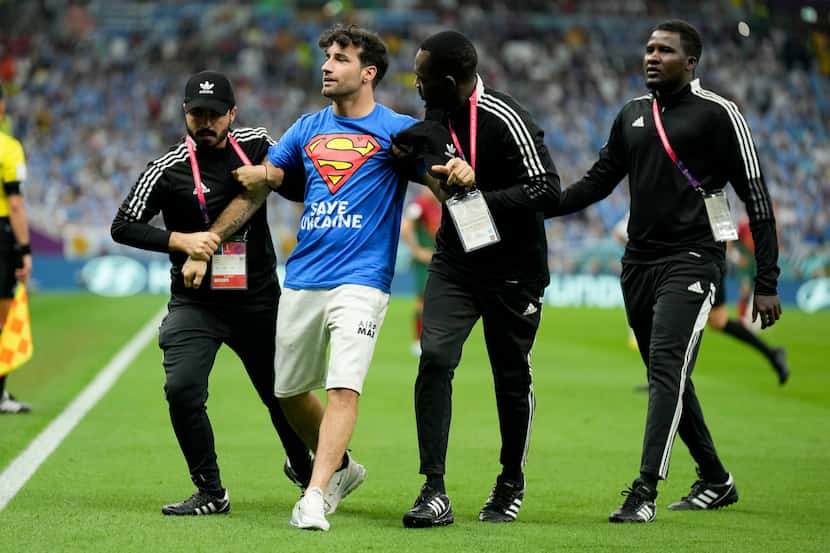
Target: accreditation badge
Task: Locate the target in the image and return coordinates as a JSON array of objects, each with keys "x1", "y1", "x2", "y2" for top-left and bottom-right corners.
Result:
[
  {"x1": 445, "y1": 189, "x2": 500, "y2": 252},
  {"x1": 702, "y1": 189, "x2": 738, "y2": 242},
  {"x1": 211, "y1": 237, "x2": 248, "y2": 290}
]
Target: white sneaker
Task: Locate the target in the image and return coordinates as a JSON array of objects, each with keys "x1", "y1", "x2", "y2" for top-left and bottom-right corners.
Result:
[
  {"x1": 290, "y1": 487, "x2": 329, "y2": 531},
  {"x1": 324, "y1": 457, "x2": 366, "y2": 514},
  {"x1": 0, "y1": 391, "x2": 31, "y2": 414}
]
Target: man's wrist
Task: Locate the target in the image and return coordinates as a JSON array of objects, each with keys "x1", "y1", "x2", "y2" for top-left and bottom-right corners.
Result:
[{"x1": 265, "y1": 165, "x2": 281, "y2": 191}]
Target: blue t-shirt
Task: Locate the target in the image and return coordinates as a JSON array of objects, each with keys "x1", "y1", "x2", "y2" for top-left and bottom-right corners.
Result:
[{"x1": 269, "y1": 104, "x2": 416, "y2": 293}]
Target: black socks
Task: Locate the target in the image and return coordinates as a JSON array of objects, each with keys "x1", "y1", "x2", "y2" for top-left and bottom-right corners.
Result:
[
  {"x1": 639, "y1": 472, "x2": 658, "y2": 490},
  {"x1": 724, "y1": 320, "x2": 775, "y2": 359},
  {"x1": 426, "y1": 475, "x2": 446, "y2": 494},
  {"x1": 500, "y1": 467, "x2": 524, "y2": 487}
]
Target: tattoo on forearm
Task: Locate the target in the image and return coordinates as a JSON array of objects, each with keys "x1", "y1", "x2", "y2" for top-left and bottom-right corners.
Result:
[{"x1": 211, "y1": 189, "x2": 268, "y2": 239}]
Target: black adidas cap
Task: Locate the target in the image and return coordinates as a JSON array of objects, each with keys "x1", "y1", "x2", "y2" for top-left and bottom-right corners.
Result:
[{"x1": 183, "y1": 70, "x2": 235, "y2": 113}]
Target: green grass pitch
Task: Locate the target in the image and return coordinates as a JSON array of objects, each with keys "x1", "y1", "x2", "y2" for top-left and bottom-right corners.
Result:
[{"x1": 1, "y1": 293, "x2": 828, "y2": 552}]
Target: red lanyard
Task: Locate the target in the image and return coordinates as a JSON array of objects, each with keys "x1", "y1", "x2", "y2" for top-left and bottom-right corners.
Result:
[
  {"x1": 448, "y1": 88, "x2": 477, "y2": 171},
  {"x1": 652, "y1": 98, "x2": 701, "y2": 189},
  {"x1": 185, "y1": 133, "x2": 252, "y2": 226},
  {"x1": 228, "y1": 134, "x2": 252, "y2": 165}
]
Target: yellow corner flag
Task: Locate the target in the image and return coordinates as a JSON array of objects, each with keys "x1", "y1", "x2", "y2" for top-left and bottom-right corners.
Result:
[{"x1": 0, "y1": 284, "x2": 33, "y2": 377}]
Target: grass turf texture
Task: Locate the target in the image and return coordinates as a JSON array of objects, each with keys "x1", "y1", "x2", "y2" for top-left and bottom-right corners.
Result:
[{"x1": 2, "y1": 293, "x2": 828, "y2": 552}]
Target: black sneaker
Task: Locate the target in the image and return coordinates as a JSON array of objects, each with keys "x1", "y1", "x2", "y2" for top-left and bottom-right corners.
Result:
[
  {"x1": 609, "y1": 479, "x2": 657, "y2": 523},
  {"x1": 667, "y1": 473, "x2": 738, "y2": 511},
  {"x1": 479, "y1": 475, "x2": 525, "y2": 522},
  {"x1": 284, "y1": 458, "x2": 309, "y2": 492},
  {"x1": 771, "y1": 348, "x2": 790, "y2": 385},
  {"x1": 402, "y1": 484, "x2": 454, "y2": 528},
  {"x1": 162, "y1": 489, "x2": 230, "y2": 516}
]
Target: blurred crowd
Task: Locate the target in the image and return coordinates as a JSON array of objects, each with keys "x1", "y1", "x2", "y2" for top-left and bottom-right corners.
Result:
[{"x1": 1, "y1": 0, "x2": 828, "y2": 279}]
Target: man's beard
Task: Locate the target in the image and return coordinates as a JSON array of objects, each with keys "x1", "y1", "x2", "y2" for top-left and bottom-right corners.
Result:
[
  {"x1": 187, "y1": 126, "x2": 229, "y2": 148},
  {"x1": 420, "y1": 84, "x2": 456, "y2": 111},
  {"x1": 645, "y1": 79, "x2": 670, "y2": 92},
  {"x1": 421, "y1": 96, "x2": 443, "y2": 110},
  {"x1": 421, "y1": 92, "x2": 452, "y2": 111},
  {"x1": 322, "y1": 79, "x2": 360, "y2": 100},
  {"x1": 644, "y1": 73, "x2": 684, "y2": 94}
]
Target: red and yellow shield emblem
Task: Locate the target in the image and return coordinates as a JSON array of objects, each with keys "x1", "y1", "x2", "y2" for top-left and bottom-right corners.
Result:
[{"x1": 304, "y1": 133, "x2": 381, "y2": 194}]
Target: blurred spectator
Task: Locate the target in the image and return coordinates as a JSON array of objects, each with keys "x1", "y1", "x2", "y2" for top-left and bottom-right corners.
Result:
[{"x1": 0, "y1": 0, "x2": 827, "y2": 277}]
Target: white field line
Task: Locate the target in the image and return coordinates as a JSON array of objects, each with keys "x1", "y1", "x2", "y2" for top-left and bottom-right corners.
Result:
[{"x1": 0, "y1": 306, "x2": 166, "y2": 511}]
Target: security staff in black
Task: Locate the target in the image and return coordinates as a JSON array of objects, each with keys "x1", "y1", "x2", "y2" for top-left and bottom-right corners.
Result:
[
  {"x1": 402, "y1": 31, "x2": 560, "y2": 528},
  {"x1": 111, "y1": 71, "x2": 312, "y2": 516},
  {"x1": 548, "y1": 21, "x2": 782, "y2": 523}
]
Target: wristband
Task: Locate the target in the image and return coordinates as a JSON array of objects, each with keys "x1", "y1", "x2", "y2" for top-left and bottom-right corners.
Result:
[
  {"x1": 264, "y1": 164, "x2": 280, "y2": 191},
  {"x1": 266, "y1": 165, "x2": 281, "y2": 191},
  {"x1": 14, "y1": 243, "x2": 32, "y2": 255}
]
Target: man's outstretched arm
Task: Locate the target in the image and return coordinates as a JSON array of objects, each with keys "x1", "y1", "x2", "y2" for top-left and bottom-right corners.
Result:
[{"x1": 187, "y1": 160, "x2": 285, "y2": 256}]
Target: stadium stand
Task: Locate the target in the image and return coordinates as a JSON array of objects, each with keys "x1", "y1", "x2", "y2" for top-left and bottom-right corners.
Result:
[{"x1": 0, "y1": 0, "x2": 827, "y2": 278}]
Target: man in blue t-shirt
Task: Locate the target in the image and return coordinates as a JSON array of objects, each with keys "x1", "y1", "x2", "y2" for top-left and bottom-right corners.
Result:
[{"x1": 183, "y1": 25, "x2": 473, "y2": 531}]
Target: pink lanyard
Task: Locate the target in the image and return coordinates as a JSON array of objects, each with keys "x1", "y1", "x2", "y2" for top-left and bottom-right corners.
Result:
[
  {"x1": 448, "y1": 88, "x2": 478, "y2": 171},
  {"x1": 185, "y1": 133, "x2": 252, "y2": 226},
  {"x1": 652, "y1": 98, "x2": 701, "y2": 189}
]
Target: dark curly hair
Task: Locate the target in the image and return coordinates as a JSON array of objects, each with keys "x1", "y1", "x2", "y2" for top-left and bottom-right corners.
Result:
[{"x1": 318, "y1": 24, "x2": 389, "y2": 87}]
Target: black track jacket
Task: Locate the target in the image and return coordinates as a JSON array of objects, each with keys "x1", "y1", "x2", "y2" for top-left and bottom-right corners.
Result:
[
  {"x1": 111, "y1": 127, "x2": 301, "y2": 304},
  {"x1": 554, "y1": 79, "x2": 779, "y2": 295},
  {"x1": 428, "y1": 77, "x2": 561, "y2": 289}
]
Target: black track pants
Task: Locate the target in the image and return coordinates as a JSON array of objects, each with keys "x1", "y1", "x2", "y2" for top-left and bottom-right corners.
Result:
[
  {"x1": 158, "y1": 297, "x2": 309, "y2": 491},
  {"x1": 622, "y1": 259, "x2": 726, "y2": 480},
  {"x1": 415, "y1": 270, "x2": 543, "y2": 478}
]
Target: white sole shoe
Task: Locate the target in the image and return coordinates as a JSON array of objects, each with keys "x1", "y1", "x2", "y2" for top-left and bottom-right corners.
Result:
[
  {"x1": 290, "y1": 487, "x2": 330, "y2": 531},
  {"x1": 324, "y1": 459, "x2": 366, "y2": 514}
]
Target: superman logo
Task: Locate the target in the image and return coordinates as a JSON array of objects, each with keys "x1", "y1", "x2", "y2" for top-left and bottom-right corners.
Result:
[{"x1": 304, "y1": 133, "x2": 380, "y2": 194}]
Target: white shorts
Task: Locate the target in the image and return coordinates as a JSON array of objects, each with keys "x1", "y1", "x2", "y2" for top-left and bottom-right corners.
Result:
[{"x1": 274, "y1": 284, "x2": 389, "y2": 397}]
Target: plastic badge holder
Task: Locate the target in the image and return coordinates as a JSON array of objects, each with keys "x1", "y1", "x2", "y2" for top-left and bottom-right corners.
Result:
[
  {"x1": 445, "y1": 189, "x2": 501, "y2": 252},
  {"x1": 702, "y1": 189, "x2": 738, "y2": 242}
]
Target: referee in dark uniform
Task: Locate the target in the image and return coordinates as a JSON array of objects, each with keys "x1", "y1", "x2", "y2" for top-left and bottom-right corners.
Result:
[
  {"x1": 111, "y1": 71, "x2": 311, "y2": 516},
  {"x1": 401, "y1": 31, "x2": 560, "y2": 528},
  {"x1": 548, "y1": 20, "x2": 781, "y2": 523}
]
